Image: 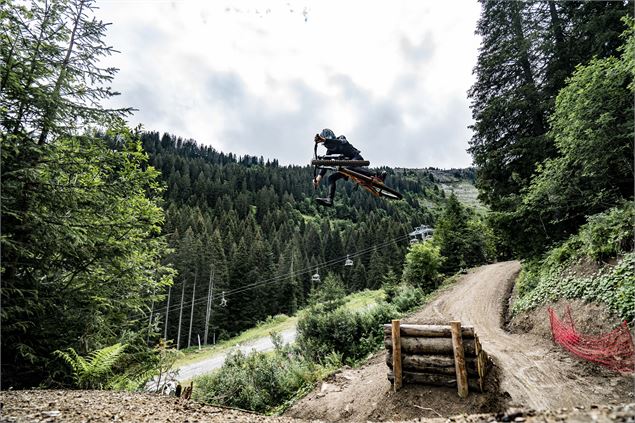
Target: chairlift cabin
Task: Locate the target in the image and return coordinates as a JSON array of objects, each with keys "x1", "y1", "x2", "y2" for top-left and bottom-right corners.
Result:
[
  {"x1": 409, "y1": 225, "x2": 434, "y2": 244},
  {"x1": 311, "y1": 269, "x2": 321, "y2": 283},
  {"x1": 344, "y1": 254, "x2": 353, "y2": 267},
  {"x1": 220, "y1": 291, "x2": 228, "y2": 307}
]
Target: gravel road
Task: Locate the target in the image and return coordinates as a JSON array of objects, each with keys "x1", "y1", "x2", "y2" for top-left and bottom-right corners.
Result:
[{"x1": 175, "y1": 327, "x2": 297, "y2": 381}]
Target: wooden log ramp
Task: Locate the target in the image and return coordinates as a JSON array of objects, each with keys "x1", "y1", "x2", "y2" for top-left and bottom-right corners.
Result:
[
  {"x1": 385, "y1": 352, "x2": 479, "y2": 376},
  {"x1": 384, "y1": 322, "x2": 490, "y2": 397},
  {"x1": 383, "y1": 323, "x2": 475, "y2": 338}
]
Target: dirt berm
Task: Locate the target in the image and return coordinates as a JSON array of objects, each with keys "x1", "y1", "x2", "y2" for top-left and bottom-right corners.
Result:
[{"x1": 284, "y1": 261, "x2": 634, "y2": 422}]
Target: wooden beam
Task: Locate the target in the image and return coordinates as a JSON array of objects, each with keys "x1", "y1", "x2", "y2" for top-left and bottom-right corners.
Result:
[
  {"x1": 384, "y1": 324, "x2": 475, "y2": 338},
  {"x1": 450, "y1": 321, "x2": 469, "y2": 398},
  {"x1": 391, "y1": 320, "x2": 402, "y2": 392},
  {"x1": 384, "y1": 336, "x2": 477, "y2": 356},
  {"x1": 386, "y1": 353, "x2": 479, "y2": 376}
]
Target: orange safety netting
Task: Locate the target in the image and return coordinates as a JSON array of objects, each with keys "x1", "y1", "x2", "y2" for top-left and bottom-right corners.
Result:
[{"x1": 548, "y1": 305, "x2": 635, "y2": 374}]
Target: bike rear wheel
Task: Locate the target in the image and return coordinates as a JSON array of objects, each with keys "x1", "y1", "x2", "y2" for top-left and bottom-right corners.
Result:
[{"x1": 311, "y1": 159, "x2": 370, "y2": 167}]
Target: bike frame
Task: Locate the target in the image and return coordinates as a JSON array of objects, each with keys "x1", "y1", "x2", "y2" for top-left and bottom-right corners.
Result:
[{"x1": 312, "y1": 144, "x2": 383, "y2": 197}]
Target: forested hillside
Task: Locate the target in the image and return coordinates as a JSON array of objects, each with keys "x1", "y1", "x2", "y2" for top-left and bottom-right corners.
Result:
[{"x1": 140, "y1": 131, "x2": 465, "y2": 345}]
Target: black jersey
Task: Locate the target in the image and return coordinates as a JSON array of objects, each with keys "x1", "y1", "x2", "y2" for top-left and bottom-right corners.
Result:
[{"x1": 323, "y1": 135, "x2": 361, "y2": 158}]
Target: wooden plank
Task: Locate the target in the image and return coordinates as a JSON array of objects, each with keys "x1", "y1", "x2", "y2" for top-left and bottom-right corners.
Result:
[
  {"x1": 384, "y1": 324, "x2": 475, "y2": 338},
  {"x1": 384, "y1": 336, "x2": 477, "y2": 357},
  {"x1": 450, "y1": 321, "x2": 469, "y2": 398},
  {"x1": 386, "y1": 353, "x2": 479, "y2": 376},
  {"x1": 387, "y1": 371, "x2": 480, "y2": 391},
  {"x1": 392, "y1": 320, "x2": 402, "y2": 392}
]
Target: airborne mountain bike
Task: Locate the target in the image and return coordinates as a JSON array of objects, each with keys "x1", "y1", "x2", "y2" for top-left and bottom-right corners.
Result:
[{"x1": 311, "y1": 144, "x2": 403, "y2": 200}]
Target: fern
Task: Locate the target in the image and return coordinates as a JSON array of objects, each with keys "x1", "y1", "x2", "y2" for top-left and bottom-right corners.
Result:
[{"x1": 54, "y1": 343, "x2": 127, "y2": 389}]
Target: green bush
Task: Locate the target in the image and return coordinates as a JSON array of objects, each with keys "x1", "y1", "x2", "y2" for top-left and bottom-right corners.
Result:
[
  {"x1": 512, "y1": 202, "x2": 635, "y2": 322},
  {"x1": 577, "y1": 202, "x2": 634, "y2": 261},
  {"x1": 297, "y1": 302, "x2": 398, "y2": 364},
  {"x1": 387, "y1": 284, "x2": 427, "y2": 313},
  {"x1": 193, "y1": 336, "x2": 324, "y2": 414},
  {"x1": 401, "y1": 241, "x2": 442, "y2": 291}
]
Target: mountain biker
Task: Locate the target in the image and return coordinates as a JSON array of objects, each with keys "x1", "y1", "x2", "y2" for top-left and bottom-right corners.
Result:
[{"x1": 313, "y1": 128, "x2": 386, "y2": 207}]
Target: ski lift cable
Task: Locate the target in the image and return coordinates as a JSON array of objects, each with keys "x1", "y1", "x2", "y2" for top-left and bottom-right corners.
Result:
[
  {"x1": 157, "y1": 232, "x2": 411, "y2": 315},
  {"x1": 191, "y1": 232, "x2": 410, "y2": 301},
  {"x1": 220, "y1": 233, "x2": 411, "y2": 299},
  {"x1": 148, "y1": 231, "x2": 413, "y2": 321},
  {"x1": 150, "y1": 232, "x2": 412, "y2": 318},
  {"x1": 147, "y1": 232, "x2": 411, "y2": 318}
]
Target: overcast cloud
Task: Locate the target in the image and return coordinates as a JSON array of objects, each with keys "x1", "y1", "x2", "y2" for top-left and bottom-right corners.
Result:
[{"x1": 99, "y1": 0, "x2": 481, "y2": 168}]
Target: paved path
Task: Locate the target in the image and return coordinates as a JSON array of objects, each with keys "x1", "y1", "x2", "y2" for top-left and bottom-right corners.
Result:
[{"x1": 175, "y1": 327, "x2": 297, "y2": 381}]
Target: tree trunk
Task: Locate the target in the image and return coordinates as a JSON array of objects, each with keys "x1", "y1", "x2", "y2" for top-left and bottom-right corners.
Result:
[{"x1": 38, "y1": 0, "x2": 85, "y2": 144}]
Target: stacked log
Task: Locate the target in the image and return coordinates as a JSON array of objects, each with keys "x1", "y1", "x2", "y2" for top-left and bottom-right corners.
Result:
[{"x1": 384, "y1": 323, "x2": 489, "y2": 395}]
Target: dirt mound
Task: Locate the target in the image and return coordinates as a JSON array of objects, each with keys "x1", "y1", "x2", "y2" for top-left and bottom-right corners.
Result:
[
  {"x1": 285, "y1": 353, "x2": 504, "y2": 422},
  {"x1": 508, "y1": 298, "x2": 624, "y2": 339}
]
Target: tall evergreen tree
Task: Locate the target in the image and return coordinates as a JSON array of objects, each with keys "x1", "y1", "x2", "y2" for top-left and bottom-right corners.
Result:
[
  {"x1": 1, "y1": 0, "x2": 170, "y2": 386},
  {"x1": 468, "y1": 0, "x2": 632, "y2": 257}
]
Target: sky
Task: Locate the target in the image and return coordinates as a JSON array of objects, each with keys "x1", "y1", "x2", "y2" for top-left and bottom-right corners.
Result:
[{"x1": 99, "y1": 0, "x2": 482, "y2": 169}]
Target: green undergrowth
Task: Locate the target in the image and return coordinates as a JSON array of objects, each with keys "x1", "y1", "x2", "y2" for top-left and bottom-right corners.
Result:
[
  {"x1": 193, "y1": 333, "x2": 341, "y2": 415},
  {"x1": 192, "y1": 283, "x2": 430, "y2": 414},
  {"x1": 512, "y1": 203, "x2": 635, "y2": 322}
]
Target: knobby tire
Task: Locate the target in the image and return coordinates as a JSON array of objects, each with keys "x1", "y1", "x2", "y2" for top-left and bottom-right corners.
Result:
[{"x1": 311, "y1": 159, "x2": 370, "y2": 167}]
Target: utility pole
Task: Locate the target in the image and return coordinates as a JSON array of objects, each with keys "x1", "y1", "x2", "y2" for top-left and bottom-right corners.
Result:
[
  {"x1": 177, "y1": 281, "x2": 185, "y2": 350},
  {"x1": 164, "y1": 285, "x2": 171, "y2": 340},
  {"x1": 187, "y1": 270, "x2": 198, "y2": 349},
  {"x1": 204, "y1": 266, "x2": 214, "y2": 345},
  {"x1": 147, "y1": 286, "x2": 156, "y2": 344}
]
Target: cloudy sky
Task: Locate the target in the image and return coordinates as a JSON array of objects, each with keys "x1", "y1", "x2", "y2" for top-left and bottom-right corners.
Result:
[{"x1": 99, "y1": 0, "x2": 481, "y2": 169}]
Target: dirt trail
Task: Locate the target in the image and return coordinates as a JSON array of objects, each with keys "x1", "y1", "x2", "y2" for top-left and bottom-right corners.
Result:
[
  {"x1": 423, "y1": 261, "x2": 627, "y2": 410},
  {"x1": 286, "y1": 261, "x2": 633, "y2": 422}
]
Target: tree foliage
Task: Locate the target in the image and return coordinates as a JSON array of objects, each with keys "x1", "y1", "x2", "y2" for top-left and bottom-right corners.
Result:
[
  {"x1": 521, "y1": 20, "x2": 634, "y2": 245},
  {"x1": 432, "y1": 194, "x2": 492, "y2": 274},
  {"x1": 401, "y1": 242, "x2": 441, "y2": 291},
  {"x1": 1, "y1": 0, "x2": 171, "y2": 387},
  {"x1": 468, "y1": 0, "x2": 632, "y2": 257}
]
